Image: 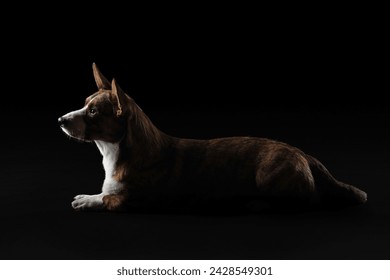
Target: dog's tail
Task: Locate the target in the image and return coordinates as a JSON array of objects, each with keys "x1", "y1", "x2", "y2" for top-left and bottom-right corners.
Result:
[{"x1": 307, "y1": 155, "x2": 367, "y2": 206}]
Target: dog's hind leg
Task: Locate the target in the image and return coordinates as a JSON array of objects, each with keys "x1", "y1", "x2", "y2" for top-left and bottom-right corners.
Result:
[{"x1": 71, "y1": 194, "x2": 104, "y2": 211}]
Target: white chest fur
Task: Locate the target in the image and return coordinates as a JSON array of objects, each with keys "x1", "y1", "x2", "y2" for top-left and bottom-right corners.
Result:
[{"x1": 95, "y1": 140, "x2": 124, "y2": 194}]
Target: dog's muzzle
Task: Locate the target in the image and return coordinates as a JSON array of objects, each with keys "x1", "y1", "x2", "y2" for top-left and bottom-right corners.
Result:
[
  {"x1": 58, "y1": 107, "x2": 88, "y2": 141},
  {"x1": 58, "y1": 117, "x2": 68, "y2": 128}
]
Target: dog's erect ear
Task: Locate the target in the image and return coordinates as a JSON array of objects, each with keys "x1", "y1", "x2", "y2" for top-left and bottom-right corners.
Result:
[
  {"x1": 92, "y1": 63, "x2": 111, "y2": 90},
  {"x1": 111, "y1": 78, "x2": 126, "y2": 117}
]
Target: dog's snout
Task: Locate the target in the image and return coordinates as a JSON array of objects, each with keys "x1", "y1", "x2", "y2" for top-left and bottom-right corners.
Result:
[{"x1": 58, "y1": 117, "x2": 68, "y2": 127}]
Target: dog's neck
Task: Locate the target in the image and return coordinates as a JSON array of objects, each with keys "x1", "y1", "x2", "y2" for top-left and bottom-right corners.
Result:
[
  {"x1": 94, "y1": 102, "x2": 171, "y2": 172},
  {"x1": 95, "y1": 140, "x2": 120, "y2": 178},
  {"x1": 124, "y1": 101, "x2": 170, "y2": 157}
]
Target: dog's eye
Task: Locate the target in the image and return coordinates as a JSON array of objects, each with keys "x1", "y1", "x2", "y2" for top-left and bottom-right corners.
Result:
[{"x1": 89, "y1": 108, "x2": 97, "y2": 116}]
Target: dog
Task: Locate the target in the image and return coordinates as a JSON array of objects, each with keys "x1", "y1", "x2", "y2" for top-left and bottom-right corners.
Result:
[{"x1": 58, "y1": 63, "x2": 367, "y2": 212}]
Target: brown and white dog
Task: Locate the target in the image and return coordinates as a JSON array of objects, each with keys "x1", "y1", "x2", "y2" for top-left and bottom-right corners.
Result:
[{"x1": 58, "y1": 63, "x2": 367, "y2": 212}]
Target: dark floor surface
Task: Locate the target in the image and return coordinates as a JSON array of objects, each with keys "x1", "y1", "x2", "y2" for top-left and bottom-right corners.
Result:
[{"x1": 0, "y1": 111, "x2": 388, "y2": 259}]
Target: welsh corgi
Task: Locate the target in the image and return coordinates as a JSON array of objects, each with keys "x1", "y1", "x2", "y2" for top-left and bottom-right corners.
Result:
[{"x1": 58, "y1": 63, "x2": 367, "y2": 212}]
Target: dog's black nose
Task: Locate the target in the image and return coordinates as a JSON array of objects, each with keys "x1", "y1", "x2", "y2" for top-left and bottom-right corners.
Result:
[{"x1": 58, "y1": 117, "x2": 67, "y2": 127}]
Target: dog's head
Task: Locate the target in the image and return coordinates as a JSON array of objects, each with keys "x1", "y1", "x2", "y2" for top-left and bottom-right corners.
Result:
[{"x1": 58, "y1": 63, "x2": 129, "y2": 142}]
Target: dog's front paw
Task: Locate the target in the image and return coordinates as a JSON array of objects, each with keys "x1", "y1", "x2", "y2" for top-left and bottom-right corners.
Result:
[{"x1": 72, "y1": 194, "x2": 104, "y2": 211}]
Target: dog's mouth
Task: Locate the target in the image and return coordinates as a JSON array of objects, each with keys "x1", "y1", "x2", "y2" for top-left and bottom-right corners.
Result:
[{"x1": 60, "y1": 126, "x2": 92, "y2": 143}]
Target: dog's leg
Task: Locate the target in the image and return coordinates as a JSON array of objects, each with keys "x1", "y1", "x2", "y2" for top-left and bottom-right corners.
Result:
[
  {"x1": 72, "y1": 179, "x2": 126, "y2": 211},
  {"x1": 71, "y1": 194, "x2": 104, "y2": 211},
  {"x1": 72, "y1": 193, "x2": 127, "y2": 211},
  {"x1": 102, "y1": 194, "x2": 127, "y2": 211}
]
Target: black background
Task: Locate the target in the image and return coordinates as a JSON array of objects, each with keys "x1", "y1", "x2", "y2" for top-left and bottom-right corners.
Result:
[{"x1": 0, "y1": 6, "x2": 388, "y2": 259}]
